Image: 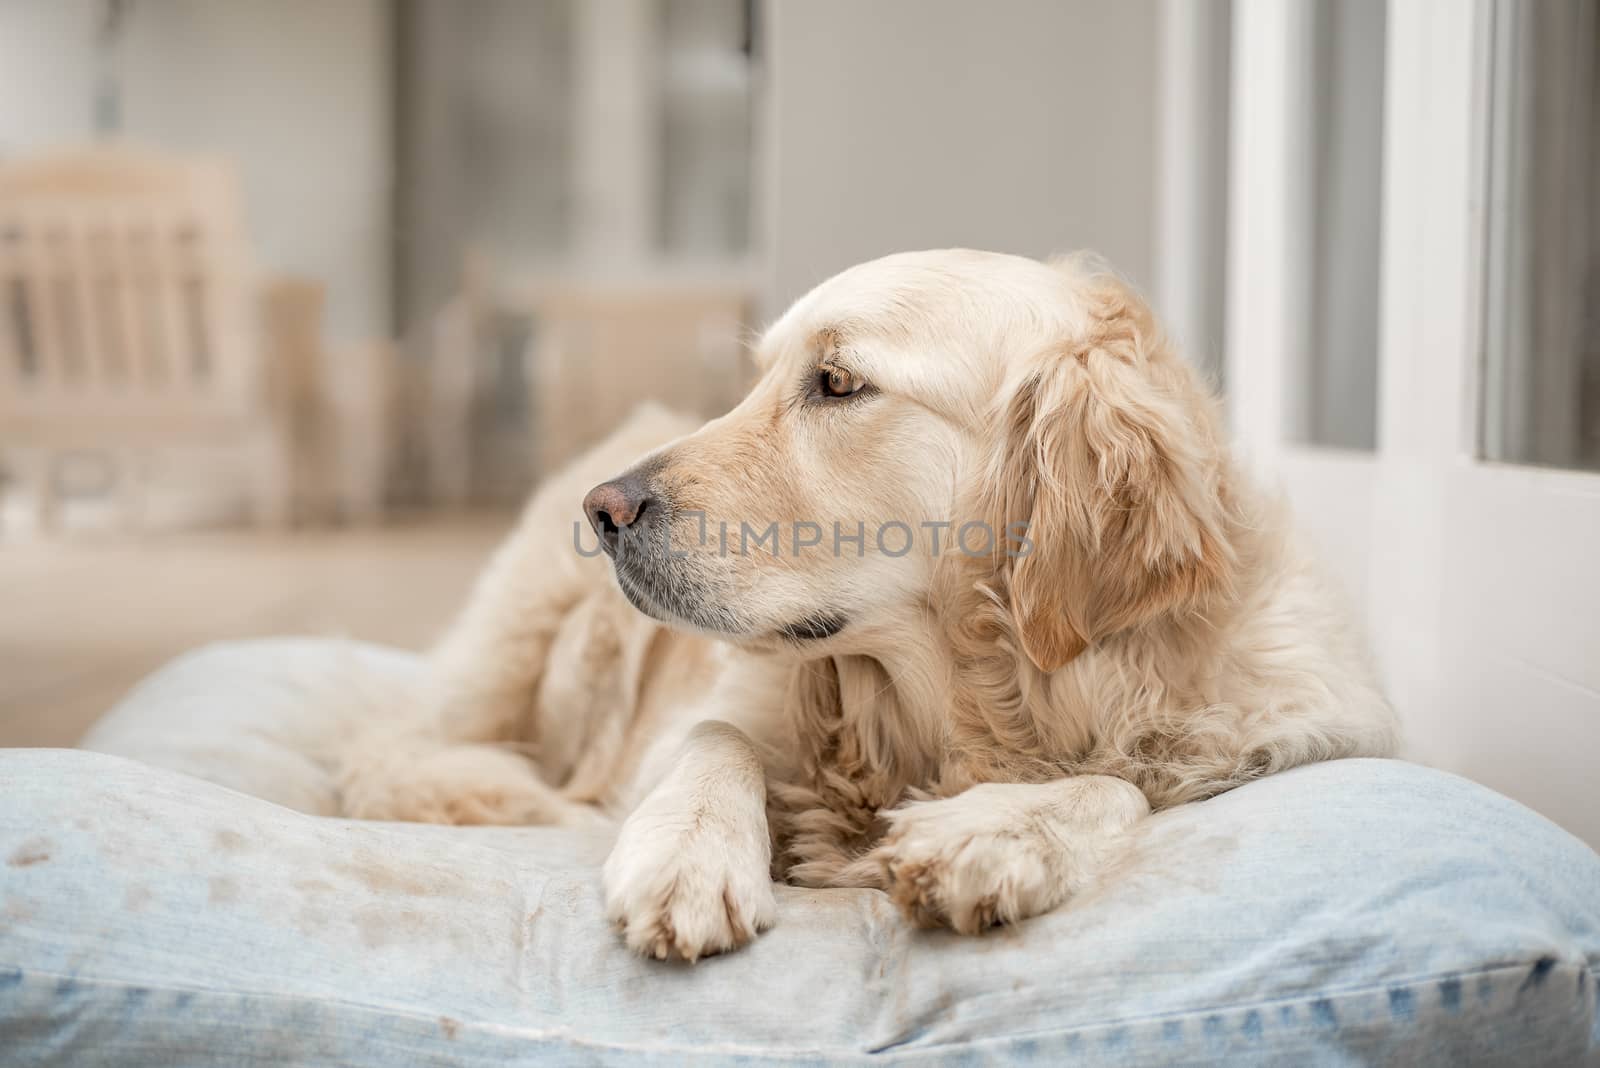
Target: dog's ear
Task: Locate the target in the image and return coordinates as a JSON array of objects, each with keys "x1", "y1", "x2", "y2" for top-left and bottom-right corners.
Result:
[{"x1": 984, "y1": 276, "x2": 1236, "y2": 673}]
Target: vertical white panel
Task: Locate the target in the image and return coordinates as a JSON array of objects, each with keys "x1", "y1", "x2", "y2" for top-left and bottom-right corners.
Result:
[
  {"x1": 1365, "y1": 0, "x2": 1481, "y2": 742},
  {"x1": 1224, "y1": 0, "x2": 1316, "y2": 464},
  {"x1": 1154, "y1": 0, "x2": 1231, "y2": 378}
]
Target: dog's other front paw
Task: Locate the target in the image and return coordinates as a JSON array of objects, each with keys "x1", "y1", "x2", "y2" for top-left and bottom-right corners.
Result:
[
  {"x1": 874, "y1": 778, "x2": 1145, "y2": 935},
  {"x1": 875, "y1": 789, "x2": 1062, "y2": 934},
  {"x1": 602, "y1": 804, "x2": 776, "y2": 962}
]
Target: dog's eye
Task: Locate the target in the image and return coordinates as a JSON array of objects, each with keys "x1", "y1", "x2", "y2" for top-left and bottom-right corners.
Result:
[{"x1": 818, "y1": 366, "x2": 865, "y2": 398}]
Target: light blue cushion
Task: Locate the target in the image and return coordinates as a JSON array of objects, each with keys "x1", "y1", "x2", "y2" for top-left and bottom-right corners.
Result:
[{"x1": 3, "y1": 640, "x2": 1598, "y2": 1065}]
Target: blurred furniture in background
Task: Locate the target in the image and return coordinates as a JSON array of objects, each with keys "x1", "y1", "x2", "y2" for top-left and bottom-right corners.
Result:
[
  {"x1": 417, "y1": 257, "x2": 493, "y2": 512},
  {"x1": 0, "y1": 147, "x2": 392, "y2": 532},
  {"x1": 262, "y1": 278, "x2": 397, "y2": 525},
  {"x1": 421, "y1": 260, "x2": 753, "y2": 507},
  {"x1": 389, "y1": 0, "x2": 759, "y2": 512},
  {"x1": 0, "y1": 147, "x2": 287, "y2": 530},
  {"x1": 523, "y1": 279, "x2": 750, "y2": 475}
]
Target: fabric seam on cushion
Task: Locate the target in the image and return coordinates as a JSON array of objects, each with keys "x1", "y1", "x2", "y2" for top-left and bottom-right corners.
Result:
[
  {"x1": 3, "y1": 957, "x2": 1594, "y2": 1061},
  {"x1": 870, "y1": 957, "x2": 1599, "y2": 1054}
]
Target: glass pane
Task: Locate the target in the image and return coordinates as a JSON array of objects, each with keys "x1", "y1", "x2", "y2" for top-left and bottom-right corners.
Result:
[
  {"x1": 1301, "y1": 0, "x2": 1386, "y2": 450},
  {"x1": 393, "y1": 0, "x2": 575, "y2": 334},
  {"x1": 658, "y1": 0, "x2": 753, "y2": 258},
  {"x1": 1481, "y1": 0, "x2": 1600, "y2": 472},
  {"x1": 455, "y1": 1, "x2": 576, "y2": 260}
]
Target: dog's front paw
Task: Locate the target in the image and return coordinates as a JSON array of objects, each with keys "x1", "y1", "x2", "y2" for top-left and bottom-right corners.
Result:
[
  {"x1": 602, "y1": 805, "x2": 776, "y2": 961},
  {"x1": 874, "y1": 784, "x2": 1077, "y2": 935}
]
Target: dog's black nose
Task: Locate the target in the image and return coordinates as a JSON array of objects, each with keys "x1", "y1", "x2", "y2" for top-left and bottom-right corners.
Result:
[{"x1": 583, "y1": 475, "x2": 654, "y2": 554}]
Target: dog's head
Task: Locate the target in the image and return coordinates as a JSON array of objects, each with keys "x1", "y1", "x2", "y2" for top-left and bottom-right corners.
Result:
[{"x1": 583, "y1": 250, "x2": 1235, "y2": 669}]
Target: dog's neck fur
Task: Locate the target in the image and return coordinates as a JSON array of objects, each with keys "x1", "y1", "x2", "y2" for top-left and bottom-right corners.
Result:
[
  {"x1": 769, "y1": 481, "x2": 1282, "y2": 889},
  {"x1": 767, "y1": 596, "x2": 1052, "y2": 887}
]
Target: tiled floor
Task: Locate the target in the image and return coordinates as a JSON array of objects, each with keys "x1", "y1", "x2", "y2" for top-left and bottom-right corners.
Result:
[{"x1": 0, "y1": 515, "x2": 510, "y2": 747}]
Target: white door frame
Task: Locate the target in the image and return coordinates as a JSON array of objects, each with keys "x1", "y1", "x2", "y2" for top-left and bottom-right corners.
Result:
[
  {"x1": 1222, "y1": 0, "x2": 1378, "y2": 608},
  {"x1": 1210, "y1": 0, "x2": 1600, "y2": 846}
]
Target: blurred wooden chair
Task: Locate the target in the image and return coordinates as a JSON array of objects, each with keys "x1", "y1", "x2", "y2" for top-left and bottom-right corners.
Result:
[
  {"x1": 0, "y1": 146, "x2": 390, "y2": 531},
  {"x1": 0, "y1": 146, "x2": 286, "y2": 530}
]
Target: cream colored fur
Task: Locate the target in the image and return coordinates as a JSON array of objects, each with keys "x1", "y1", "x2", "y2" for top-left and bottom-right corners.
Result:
[{"x1": 337, "y1": 250, "x2": 1398, "y2": 962}]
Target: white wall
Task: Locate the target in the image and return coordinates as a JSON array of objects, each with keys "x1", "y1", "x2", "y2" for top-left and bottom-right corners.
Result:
[
  {"x1": 761, "y1": 0, "x2": 1159, "y2": 313},
  {"x1": 0, "y1": 0, "x2": 98, "y2": 151},
  {"x1": 0, "y1": 0, "x2": 391, "y2": 343}
]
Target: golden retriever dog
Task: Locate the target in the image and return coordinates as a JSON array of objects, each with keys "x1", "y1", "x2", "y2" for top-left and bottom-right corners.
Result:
[{"x1": 338, "y1": 249, "x2": 1398, "y2": 961}]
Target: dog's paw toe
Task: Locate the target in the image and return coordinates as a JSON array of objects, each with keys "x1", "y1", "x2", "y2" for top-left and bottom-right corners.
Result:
[
  {"x1": 874, "y1": 794, "x2": 1063, "y2": 935},
  {"x1": 606, "y1": 861, "x2": 775, "y2": 962},
  {"x1": 603, "y1": 826, "x2": 775, "y2": 962}
]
